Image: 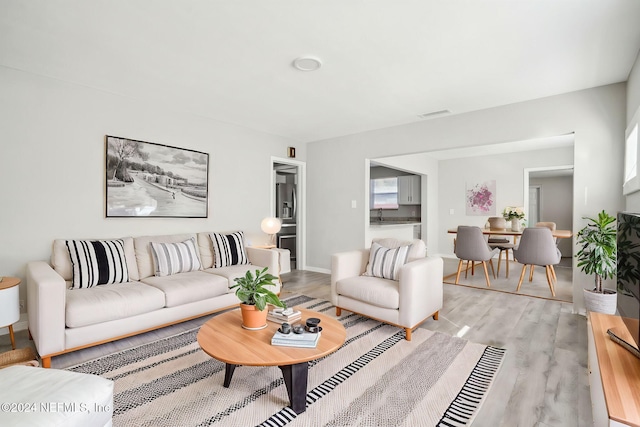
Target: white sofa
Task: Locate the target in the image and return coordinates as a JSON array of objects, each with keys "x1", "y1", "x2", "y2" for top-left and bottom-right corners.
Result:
[{"x1": 27, "y1": 231, "x2": 280, "y2": 368}]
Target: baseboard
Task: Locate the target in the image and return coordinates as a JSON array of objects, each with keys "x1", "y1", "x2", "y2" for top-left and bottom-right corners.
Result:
[
  {"x1": 302, "y1": 266, "x2": 331, "y2": 274},
  {"x1": 0, "y1": 313, "x2": 28, "y2": 336}
]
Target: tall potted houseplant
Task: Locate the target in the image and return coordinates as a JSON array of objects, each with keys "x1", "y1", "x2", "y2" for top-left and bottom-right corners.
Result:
[
  {"x1": 230, "y1": 267, "x2": 286, "y2": 330},
  {"x1": 576, "y1": 210, "x2": 617, "y2": 314}
]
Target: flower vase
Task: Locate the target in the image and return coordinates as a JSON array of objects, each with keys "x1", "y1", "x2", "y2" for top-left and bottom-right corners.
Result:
[{"x1": 511, "y1": 218, "x2": 521, "y2": 232}]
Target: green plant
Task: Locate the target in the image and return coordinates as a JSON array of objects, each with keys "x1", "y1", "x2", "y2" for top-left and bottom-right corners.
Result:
[
  {"x1": 575, "y1": 210, "x2": 617, "y2": 293},
  {"x1": 229, "y1": 267, "x2": 286, "y2": 311}
]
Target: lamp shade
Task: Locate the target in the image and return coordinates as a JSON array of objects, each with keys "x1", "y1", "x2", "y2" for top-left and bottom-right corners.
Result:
[{"x1": 261, "y1": 217, "x2": 282, "y2": 234}]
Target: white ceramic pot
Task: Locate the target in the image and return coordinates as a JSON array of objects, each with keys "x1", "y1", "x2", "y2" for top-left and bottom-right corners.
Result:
[
  {"x1": 583, "y1": 288, "x2": 617, "y2": 315},
  {"x1": 511, "y1": 218, "x2": 521, "y2": 232}
]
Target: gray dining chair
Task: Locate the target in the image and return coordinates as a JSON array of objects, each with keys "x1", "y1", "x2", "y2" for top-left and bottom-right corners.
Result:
[
  {"x1": 454, "y1": 226, "x2": 499, "y2": 287},
  {"x1": 512, "y1": 227, "x2": 561, "y2": 297}
]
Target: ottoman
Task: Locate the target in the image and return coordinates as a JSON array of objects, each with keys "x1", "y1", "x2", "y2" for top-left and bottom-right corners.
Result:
[{"x1": 0, "y1": 366, "x2": 114, "y2": 427}]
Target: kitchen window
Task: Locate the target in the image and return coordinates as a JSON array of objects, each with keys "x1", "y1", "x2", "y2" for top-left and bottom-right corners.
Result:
[{"x1": 370, "y1": 177, "x2": 399, "y2": 209}]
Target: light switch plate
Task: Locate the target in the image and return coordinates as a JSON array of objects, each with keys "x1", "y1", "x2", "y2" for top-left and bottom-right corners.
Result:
[{"x1": 351, "y1": 200, "x2": 357, "y2": 208}]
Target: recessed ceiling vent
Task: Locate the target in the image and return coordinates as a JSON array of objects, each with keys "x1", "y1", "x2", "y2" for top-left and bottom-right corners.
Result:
[{"x1": 418, "y1": 110, "x2": 451, "y2": 119}]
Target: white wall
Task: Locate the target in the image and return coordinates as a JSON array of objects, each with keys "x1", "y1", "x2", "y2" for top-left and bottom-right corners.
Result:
[
  {"x1": 530, "y1": 175, "x2": 574, "y2": 256},
  {"x1": 438, "y1": 146, "x2": 573, "y2": 256},
  {"x1": 307, "y1": 83, "x2": 626, "y2": 313},
  {"x1": 625, "y1": 50, "x2": 640, "y2": 211},
  {"x1": 0, "y1": 67, "x2": 302, "y2": 309}
]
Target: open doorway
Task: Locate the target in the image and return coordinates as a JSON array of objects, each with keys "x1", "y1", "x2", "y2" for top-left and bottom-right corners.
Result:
[
  {"x1": 524, "y1": 165, "x2": 574, "y2": 259},
  {"x1": 271, "y1": 157, "x2": 306, "y2": 270}
]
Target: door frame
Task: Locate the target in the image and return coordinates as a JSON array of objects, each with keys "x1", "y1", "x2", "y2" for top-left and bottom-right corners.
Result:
[
  {"x1": 523, "y1": 164, "x2": 573, "y2": 221},
  {"x1": 271, "y1": 156, "x2": 306, "y2": 270}
]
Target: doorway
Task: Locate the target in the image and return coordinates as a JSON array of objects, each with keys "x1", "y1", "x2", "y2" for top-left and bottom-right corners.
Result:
[
  {"x1": 271, "y1": 157, "x2": 306, "y2": 270},
  {"x1": 524, "y1": 165, "x2": 574, "y2": 258}
]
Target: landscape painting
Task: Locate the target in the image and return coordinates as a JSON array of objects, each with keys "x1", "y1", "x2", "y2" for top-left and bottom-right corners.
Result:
[{"x1": 105, "y1": 136, "x2": 209, "y2": 217}]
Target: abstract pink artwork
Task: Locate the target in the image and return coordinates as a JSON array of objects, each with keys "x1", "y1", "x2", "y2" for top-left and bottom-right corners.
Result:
[{"x1": 466, "y1": 180, "x2": 496, "y2": 215}]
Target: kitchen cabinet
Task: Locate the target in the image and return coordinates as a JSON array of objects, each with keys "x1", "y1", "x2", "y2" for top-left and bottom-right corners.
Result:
[{"x1": 398, "y1": 175, "x2": 421, "y2": 205}]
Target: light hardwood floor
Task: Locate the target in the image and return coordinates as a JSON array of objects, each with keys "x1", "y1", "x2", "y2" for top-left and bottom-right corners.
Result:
[{"x1": 1, "y1": 270, "x2": 592, "y2": 427}]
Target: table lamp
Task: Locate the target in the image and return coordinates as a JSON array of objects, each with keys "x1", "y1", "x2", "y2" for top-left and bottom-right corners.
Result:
[{"x1": 261, "y1": 217, "x2": 281, "y2": 246}]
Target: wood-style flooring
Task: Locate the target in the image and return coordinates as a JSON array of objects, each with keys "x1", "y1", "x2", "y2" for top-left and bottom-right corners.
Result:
[{"x1": 1, "y1": 270, "x2": 591, "y2": 427}]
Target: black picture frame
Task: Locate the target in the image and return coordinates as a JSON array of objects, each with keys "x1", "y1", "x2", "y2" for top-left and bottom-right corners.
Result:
[{"x1": 105, "y1": 135, "x2": 209, "y2": 218}]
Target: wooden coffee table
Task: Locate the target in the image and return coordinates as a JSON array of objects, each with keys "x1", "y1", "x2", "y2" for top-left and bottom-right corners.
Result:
[{"x1": 197, "y1": 307, "x2": 346, "y2": 414}]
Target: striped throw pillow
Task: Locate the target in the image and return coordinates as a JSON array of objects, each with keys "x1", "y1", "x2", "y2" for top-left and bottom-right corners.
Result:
[
  {"x1": 150, "y1": 238, "x2": 202, "y2": 277},
  {"x1": 66, "y1": 239, "x2": 130, "y2": 289},
  {"x1": 364, "y1": 242, "x2": 411, "y2": 280},
  {"x1": 210, "y1": 231, "x2": 250, "y2": 268}
]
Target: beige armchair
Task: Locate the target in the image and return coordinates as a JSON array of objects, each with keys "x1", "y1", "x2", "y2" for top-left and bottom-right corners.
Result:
[{"x1": 331, "y1": 238, "x2": 443, "y2": 341}]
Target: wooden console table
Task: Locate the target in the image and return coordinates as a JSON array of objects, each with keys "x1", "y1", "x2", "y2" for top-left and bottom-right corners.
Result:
[{"x1": 588, "y1": 312, "x2": 640, "y2": 426}]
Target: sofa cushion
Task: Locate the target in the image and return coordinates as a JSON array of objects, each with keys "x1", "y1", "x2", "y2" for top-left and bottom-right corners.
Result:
[
  {"x1": 134, "y1": 233, "x2": 198, "y2": 280},
  {"x1": 150, "y1": 237, "x2": 202, "y2": 277},
  {"x1": 141, "y1": 271, "x2": 230, "y2": 308},
  {"x1": 336, "y1": 275, "x2": 400, "y2": 310},
  {"x1": 204, "y1": 265, "x2": 265, "y2": 287},
  {"x1": 52, "y1": 237, "x2": 139, "y2": 282},
  {"x1": 66, "y1": 282, "x2": 166, "y2": 328},
  {"x1": 210, "y1": 231, "x2": 250, "y2": 268},
  {"x1": 364, "y1": 242, "x2": 410, "y2": 280},
  {"x1": 66, "y1": 239, "x2": 130, "y2": 289}
]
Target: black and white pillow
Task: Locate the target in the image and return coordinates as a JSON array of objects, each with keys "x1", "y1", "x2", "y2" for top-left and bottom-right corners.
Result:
[
  {"x1": 210, "y1": 231, "x2": 250, "y2": 268},
  {"x1": 364, "y1": 242, "x2": 411, "y2": 280},
  {"x1": 150, "y1": 238, "x2": 202, "y2": 277},
  {"x1": 66, "y1": 239, "x2": 129, "y2": 289}
]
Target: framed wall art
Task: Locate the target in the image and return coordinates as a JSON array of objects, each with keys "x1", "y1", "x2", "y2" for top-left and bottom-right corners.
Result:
[
  {"x1": 105, "y1": 135, "x2": 209, "y2": 218},
  {"x1": 465, "y1": 180, "x2": 496, "y2": 216}
]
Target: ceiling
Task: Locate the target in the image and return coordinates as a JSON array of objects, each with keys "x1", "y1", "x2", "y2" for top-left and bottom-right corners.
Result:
[{"x1": 2, "y1": 1, "x2": 640, "y2": 143}]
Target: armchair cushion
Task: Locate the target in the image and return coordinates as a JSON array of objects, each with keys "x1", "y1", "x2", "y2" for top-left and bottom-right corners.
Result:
[
  {"x1": 336, "y1": 275, "x2": 399, "y2": 309},
  {"x1": 364, "y1": 242, "x2": 411, "y2": 280}
]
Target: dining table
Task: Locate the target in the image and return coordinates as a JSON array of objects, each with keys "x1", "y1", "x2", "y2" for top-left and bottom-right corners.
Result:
[{"x1": 447, "y1": 227, "x2": 573, "y2": 244}]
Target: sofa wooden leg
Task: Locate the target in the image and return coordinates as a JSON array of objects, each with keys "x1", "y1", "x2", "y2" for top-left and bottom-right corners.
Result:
[
  {"x1": 432, "y1": 311, "x2": 439, "y2": 321},
  {"x1": 41, "y1": 357, "x2": 51, "y2": 368},
  {"x1": 336, "y1": 307, "x2": 342, "y2": 316},
  {"x1": 404, "y1": 328, "x2": 412, "y2": 341}
]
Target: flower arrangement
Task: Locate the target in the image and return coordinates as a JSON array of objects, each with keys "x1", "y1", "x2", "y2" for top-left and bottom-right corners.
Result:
[{"x1": 502, "y1": 206, "x2": 525, "y2": 220}]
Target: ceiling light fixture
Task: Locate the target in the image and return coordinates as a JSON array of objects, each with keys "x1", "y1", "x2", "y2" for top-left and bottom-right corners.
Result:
[{"x1": 292, "y1": 57, "x2": 322, "y2": 72}]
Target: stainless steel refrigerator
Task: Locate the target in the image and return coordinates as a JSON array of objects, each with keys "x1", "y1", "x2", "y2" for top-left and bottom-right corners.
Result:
[{"x1": 276, "y1": 183, "x2": 297, "y2": 269}]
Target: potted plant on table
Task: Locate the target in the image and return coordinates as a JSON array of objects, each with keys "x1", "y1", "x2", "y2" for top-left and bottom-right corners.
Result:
[
  {"x1": 230, "y1": 267, "x2": 286, "y2": 330},
  {"x1": 576, "y1": 210, "x2": 617, "y2": 315},
  {"x1": 503, "y1": 206, "x2": 525, "y2": 231}
]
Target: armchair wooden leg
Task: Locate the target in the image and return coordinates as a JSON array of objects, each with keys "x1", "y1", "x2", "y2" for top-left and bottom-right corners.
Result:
[
  {"x1": 405, "y1": 328, "x2": 412, "y2": 341},
  {"x1": 455, "y1": 260, "x2": 464, "y2": 284},
  {"x1": 545, "y1": 266, "x2": 556, "y2": 297},
  {"x1": 481, "y1": 261, "x2": 491, "y2": 288},
  {"x1": 336, "y1": 307, "x2": 342, "y2": 316},
  {"x1": 433, "y1": 311, "x2": 439, "y2": 321},
  {"x1": 517, "y1": 265, "x2": 527, "y2": 292}
]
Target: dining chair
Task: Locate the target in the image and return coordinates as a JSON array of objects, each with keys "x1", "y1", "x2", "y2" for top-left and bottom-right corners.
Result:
[
  {"x1": 512, "y1": 227, "x2": 561, "y2": 297},
  {"x1": 527, "y1": 221, "x2": 558, "y2": 279},
  {"x1": 454, "y1": 226, "x2": 499, "y2": 287}
]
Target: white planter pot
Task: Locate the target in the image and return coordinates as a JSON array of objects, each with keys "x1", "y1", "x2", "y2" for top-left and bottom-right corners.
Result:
[
  {"x1": 511, "y1": 218, "x2": 521, "y2": 232},
  {"x1": 583, "y1": 288, "x2": 617, "y2": 315}
]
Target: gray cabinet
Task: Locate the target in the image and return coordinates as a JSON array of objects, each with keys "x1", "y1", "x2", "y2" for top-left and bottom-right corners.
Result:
[{"x1": 398, "y1": 175, "x2": 421, "y2": 205}]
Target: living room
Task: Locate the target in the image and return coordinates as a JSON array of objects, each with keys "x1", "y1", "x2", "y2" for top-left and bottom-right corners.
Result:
[{"x1": 2, "y1": 2, "x2": 640, "y2": 426}]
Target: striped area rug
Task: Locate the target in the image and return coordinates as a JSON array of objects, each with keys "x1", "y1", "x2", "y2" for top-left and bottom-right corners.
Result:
[{"x1": 67, "y1": 296, "x2": 506, "y2": 426}]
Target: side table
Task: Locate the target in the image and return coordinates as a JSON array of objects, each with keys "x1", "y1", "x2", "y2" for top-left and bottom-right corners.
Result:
[{"x1": 0, "y1": 277, "x2": 20, "y2": 350}]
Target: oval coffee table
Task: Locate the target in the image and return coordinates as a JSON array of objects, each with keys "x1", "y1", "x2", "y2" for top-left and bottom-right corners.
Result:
[{"x1": 197, "y1": 307, "x2": 346, "y2": 414}]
